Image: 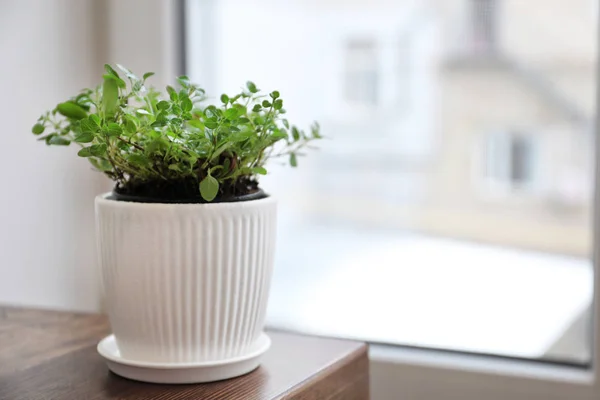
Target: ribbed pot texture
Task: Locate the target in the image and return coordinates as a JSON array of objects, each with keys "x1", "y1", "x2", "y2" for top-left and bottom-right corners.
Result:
[{"x1": 95, "y1": 194, "x2": 277, "y2": 363}]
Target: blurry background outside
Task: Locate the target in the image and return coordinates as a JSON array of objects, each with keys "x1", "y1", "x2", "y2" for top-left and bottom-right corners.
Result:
[{"x1": 186, "y1": 0, "x2": 596, "y2": 363}]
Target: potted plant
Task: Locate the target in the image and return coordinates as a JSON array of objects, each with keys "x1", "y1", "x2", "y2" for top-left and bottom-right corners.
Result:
[{"x1": 32, "y1": 64, "x2": 320, "y2": 383}]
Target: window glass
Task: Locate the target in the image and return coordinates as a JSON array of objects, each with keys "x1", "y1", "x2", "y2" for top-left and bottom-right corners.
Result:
[{"x1": 185, "y1": 0, "x2": 596, "y2": 364}]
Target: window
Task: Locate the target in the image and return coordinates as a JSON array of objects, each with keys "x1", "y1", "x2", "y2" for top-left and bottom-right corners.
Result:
[
  {"x1": 181, "y1": 0, "x2": 598, "y2": 397},
  {"x1": 483, "y1": 131, "x2": 538, "y2": 192},
  {"x1": 344, "y1": 39, "x2": 379, "y2": 107},
  {"x1": 471, "y1": 0, "x2": 498, "y2": 53}
]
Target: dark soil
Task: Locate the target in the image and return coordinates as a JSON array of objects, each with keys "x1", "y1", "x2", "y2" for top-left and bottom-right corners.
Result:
[{"x1": 111, "y1": 177, "x2": 266, "y2": 203}]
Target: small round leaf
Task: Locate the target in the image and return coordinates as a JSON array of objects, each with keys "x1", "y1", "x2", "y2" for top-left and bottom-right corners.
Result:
[
  {"x1": 199, "y1": 175, "x2": 219, "y2": 202},
  {"x1": 78, "y1": 147, "x2": 93, "y2": 157},
  {"x1": 32, "y1": 123, "x2": 45, "y2": 135},
  {"x1": 74, "y1": 132, "x2": 94, "y2": 143},
  {"x1": 48, "y1": 136, "x2": 70, "y2": 146},
  {"x1": 252, "y1": 166, "x2": 267, "y2": 175},
  {"x1": 246, "y1": 81, "x2": 258, "y2": 93}
]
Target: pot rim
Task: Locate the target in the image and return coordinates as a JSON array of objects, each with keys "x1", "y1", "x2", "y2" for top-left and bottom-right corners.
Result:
[{"x1": 96, "y1": 192, "x2": 276, "y2": 210}]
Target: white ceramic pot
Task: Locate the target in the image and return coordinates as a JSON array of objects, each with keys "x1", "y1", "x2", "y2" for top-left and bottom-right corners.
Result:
[{"x1": 95, "y1": 193, "x2": 277, "y2": 364}]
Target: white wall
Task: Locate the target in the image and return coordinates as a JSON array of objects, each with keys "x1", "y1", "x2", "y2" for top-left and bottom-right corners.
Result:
[
  {"x1": 0, "y1": 0, "x2": 109, "y2": 311},
  {"x1": 0, "y1": 0, "x2": 181, "y2": 312}
]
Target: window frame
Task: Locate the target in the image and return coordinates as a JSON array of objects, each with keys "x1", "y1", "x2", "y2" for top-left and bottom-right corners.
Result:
[{"x1": 113, "y1": 0, "x2": 600, "y2": 397}]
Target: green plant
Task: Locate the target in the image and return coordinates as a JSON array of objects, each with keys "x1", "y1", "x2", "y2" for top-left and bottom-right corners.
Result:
[{"x1": 32, "y1": 64, "x2": 321, "y2": 201}]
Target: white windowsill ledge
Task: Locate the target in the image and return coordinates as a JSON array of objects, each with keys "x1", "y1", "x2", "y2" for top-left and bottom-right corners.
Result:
[{"x1": 266, "y1": 222, "x2": 593, "y2": 364}]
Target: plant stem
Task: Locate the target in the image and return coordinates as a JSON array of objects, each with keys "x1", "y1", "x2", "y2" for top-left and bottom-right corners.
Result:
[{"x1": 117, "y1": 136, "x2": 144, "y2": 151}]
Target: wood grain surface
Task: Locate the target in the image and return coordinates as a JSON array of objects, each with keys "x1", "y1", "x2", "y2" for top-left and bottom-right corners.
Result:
[{"x1": 0, "y1": 306, "x2": 369, "y2": 399}]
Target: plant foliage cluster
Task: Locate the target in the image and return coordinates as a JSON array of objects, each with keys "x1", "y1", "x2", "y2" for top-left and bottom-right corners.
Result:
[{"x1": 32, "y1": 64, "x2": 321, "y2": 201}]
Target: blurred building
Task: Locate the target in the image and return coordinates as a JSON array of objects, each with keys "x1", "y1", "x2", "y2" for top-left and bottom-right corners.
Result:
[
  {"x1": 304, "y1": 0, "x2": 596, "y2": 257},
  {"x1": 426, "y1": 0, "x2": 596, "y2": 256}
]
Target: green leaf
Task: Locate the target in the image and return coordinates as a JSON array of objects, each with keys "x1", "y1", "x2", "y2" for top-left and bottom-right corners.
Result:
[
  {"x1": 124, "y1": 116, "x2": 138, "y2": 133},
  {"x1": 80, "y1": 118, "x2": 98, "y2": 134},
  {"x1": 252, "y1": 104, "x2": 262, "y2": 112},
  {"x1": 106, "y1": 123, "x2": 122, "y2": 136},
  {"x1": 210, "y1": 142, "x2": 232, "y2": 160},
  {"x1": 270, "y1": 91, "x2": 280, "y2": 99},
  {"x1": 205, "y1": 106, "x2": 217, "y2": 118},
  {"x1": 292, "y1": 126, "x2": 300, "y2": 141},
  {"x1": 156, "y1": 100, "x2": 170, "y2": 111},
  {"x1": 282, "y1": 119, "x2": 290, "y2": 129},
  {"x1": 78, "y1": 147, "x2": 93, "y2": 157},
  {"x1": 252, "y1": 166, "x2": 267, "y2": 175},
  {"x1": 128, "y1": 153, "x2": 150, "y2": 166},
  {"x1": 178, "y1": 89, "x2": 188, "y2": 101},
  {"x1": 156, "y1": 112, "x2": 168, "y2": 123},
  {"x1": 90, "y1": 143, "x2": 107, "y2": 156},
  {"x1": 232, "y1": 103, "x2": 246, "y2": 112},
  {"x1": 222, "y1": 158, "x2": 231, "y2": 172},
  {"x1": 271, "y1": 131, "x2": 287, "y2": 141},
  {"x1": 311, "y1": 122, "x2": 322, "y2": 138},
  {"x1": 290, "y1": 152, "x2": 298, "y2": 167},
  {"x1": 177, "y1": 75, "x2": 190, "y2": 87},
  {"x1": 41, "y1": 133, "x2": 55, "y2": 143},
  {"x1": 103, "y1": 74, "x2": 126, "y2": 89},
  {"x1": 224, "y1": 108, "x2": 241, "y2": 121},
  {"x1": 90, "y1": 115, "x2": 101, "y2": 126},
  {"x1": 88, "y1": 157, "x2": 113, "y2": 171},
  {"x1": 199, "y1": 174, "x2": 219, "y2": 201},
  {"x1": 73, "y1": 131, "x2": 94, "y2": 143},
  {"x1": 48, "y1": 136, "x2": 70, "y2": 146},
  {"x1": 57, "y1": 102, "x2": 87, "y2": 120},
  {"x1": 204, "y1": 120, "x2": 218, "y2": 129},
  {"x1": 262, "y1": 100, "x2": 272, "y2": 108},
  {"x1": 143, "y1": 72, "x2": 155, "y2": 81},
  {"x1": 75, "y1": 94, "x2": 91, "y2": 110},
  {"x1": 102, "y1": 76, "x2": 119, "y2": 118},
  {"x1": 246, "y1": 81, "x2": 258, "y2": 93},
  {"x1": 274, "y1": 99, "x2": 283, "y2": 110},
  {"x1": 167, "y1": 85, "x2": 177, "y2": 101},
  {"x1": 181, "y1": 97, "x2": 193, "y2": 112},
  {"x1": 146, "y1": 138, "x2": 168, "y2": 154},
  {"x1": 230, "y1": 131, "x2": 253, "y2": 142},
  {"x1": 104, "y1": 64, "x2": 120, "y2": 78},
  {"x1": 32, "y1": 123, "x2": 45, "y2": 135},
  {"x1": 220, "y1": 94, "x2": 229, "y2": 104},
  {"x1": 187, "y1": 120, "x2": 204, "y2": 129},
  {"x1": 151, "y1": 120, "x2": 166, "y2": 128}
]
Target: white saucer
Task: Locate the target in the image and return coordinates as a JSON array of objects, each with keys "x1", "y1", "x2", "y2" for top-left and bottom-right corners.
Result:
[{"x1": 97, "y1": 333, "x2": 271, "y2": 384}]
